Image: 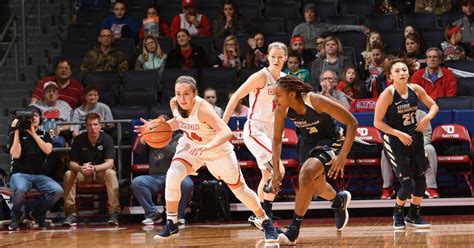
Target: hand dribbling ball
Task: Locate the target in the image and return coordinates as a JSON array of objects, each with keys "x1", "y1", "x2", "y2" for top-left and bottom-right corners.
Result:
[{"x1": 142, "y1": 119, "x2": 172, "y2": 148}]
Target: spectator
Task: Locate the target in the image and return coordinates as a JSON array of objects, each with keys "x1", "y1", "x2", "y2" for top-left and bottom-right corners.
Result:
[
  {"x1": 244, "y1": 32, "x2": 268, "y2": 67},
  {"x1": 170, "y1": 0, "x2": 211, "y2": 39},
  {"x1": 380, "y1": 109, "x2": 439, "y2": 199},
  {"x1": 216, "y1": 35, "x2": 242, "y2": 69},
  {"x1": 31, "y1": 58, "x2": 85, "y2": 109},
  {"x1": 292, "y1": 3, "x2": 369, "y2": 49},
  {"x1": 212, "y1": 0, "x2": 249, "y2": 40},
  {"x1": 371, "y1": 55, "x2": 396, "y2": 98},
  {"x1": 228, "y1": 91, "x2": 248, "y2": 117},
  {"x1": 130, "y1": 114, "x2": 193, "y2": 226},
  {"x1": 314, "y1": 35, "x2": 326, "y2": 59},
  {"x1": 203, "y1": 88, "x2": 224, "y2": 117},
  {"x1": 411, "y1": 47, "x2": 457, "y2": 100},
  {"x1": 71, "y1": 85, "x2": 114, "y2": 137},
  {"x1": 135, "y1": 35, "x2": 167, "y2": 75},
  {"x1": 336, "y1": 66, "x2": 368, "y2": 101},
  {"x1": 363, "y1": 31, "x2": 385, "y2": 58},
  {"x1": 290, "y1": 35, "x2": 315, "y2": 67},
  {"x1": 398, "y1": 32, "x2": 427, "y2": 69},
  {"x1": 441, "y1": 24, "x2": 472, "y2": 61},
  {"x1": 7, "y1": 105, "x2": 63, "y2": 230},
  {"x1": 139, "y1": 5, "x2": 171, "y2": 40},
  {"x1": 283, "y1": 50, "x2": 311, "y2": 83},
  {"x1": 166, "y1": 29, "x2": 209, "y2": 69},
  {"x1": 362, "y1": 44, "x2": 386, "y2": 90},
  {"x1": 80, "y1": 28, "x2": 129, "y2": 78},
  {"x1": 63, "y1": 113, "x2": 119, "y2": 227},
  {"x1": 319, "y1": 69, "x2": 350, "y2": 110},
  {"x1": 310, "y1": 36, "x2": 353, "y2": 91},
  {"x1": 100, "y1": 0, "x2": 139, "y2": 42},
  {"x1": 452, "y1": 0, "x2": 474, "y2": 43}
]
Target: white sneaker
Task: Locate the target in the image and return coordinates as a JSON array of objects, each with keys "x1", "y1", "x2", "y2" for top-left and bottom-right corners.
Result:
[
  {"x1": 248, "y1": 215, "x2": 263, "y2": 231},
  {"x1": 142, "y1": 214, "x2": 163, "y2": 225}
]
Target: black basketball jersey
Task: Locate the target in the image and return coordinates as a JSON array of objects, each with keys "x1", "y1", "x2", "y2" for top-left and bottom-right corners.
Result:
[
  {"x1": 384, "y1": 85, "x2": 418, "y2": 133},
  {"x1": 287, "y1": 94, "x2": 337, "y2": 142}
]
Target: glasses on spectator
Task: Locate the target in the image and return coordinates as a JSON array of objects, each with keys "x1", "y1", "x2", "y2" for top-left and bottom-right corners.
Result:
[
  {"x1": 321, "y1": 77, "x2": 336, "y2": 82},
  {"x1": 145, "y1": 41, "x2": 156, "y2": 46},
  {"x1": 57, "y1": 66, "x2": 71, "y2": 71},
  {"x1": 100, "y1": 34, "x2": 113, "y2": 38}
]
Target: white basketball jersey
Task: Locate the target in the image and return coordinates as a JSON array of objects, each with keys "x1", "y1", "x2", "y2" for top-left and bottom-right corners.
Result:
[
  {"x1": 248, "y1": 68, "x2": 286, "y2": 123},
  {"x1": 177, "y1": 96, "x2": 233, "y2": 153}
]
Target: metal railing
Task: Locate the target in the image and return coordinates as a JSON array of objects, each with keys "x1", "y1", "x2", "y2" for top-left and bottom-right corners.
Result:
[
  {"x1": 54, "y1": 119, "x2": 134, "y2": 180},
  {"x1": 0, "y1": 15, "x2": 19, "y2": 83},
  {"x1": 21, "y1": 0, "x2": 42, "y2": 65}
]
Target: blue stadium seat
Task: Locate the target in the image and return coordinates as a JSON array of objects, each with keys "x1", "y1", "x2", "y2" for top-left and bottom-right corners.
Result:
[
  {"x1": 353, "y1": 112, "x2": 374, "y2": 127},
  {"x1": 158, "y1": 37, "x2": 174, "y2": 54},
  {"x1": 160, "y1": 5, "x2": 181, "y2": 25},
  {"x1": 313, "y1": 2, "x2": 337, "y2": 22},
  {"x1": 239, "y1": 67, "x2": 260, "y2": 85},
  {"x1": 336, "y1": 32, "x2": 366, "y2": 56},
  {"x1": 237, "y1": 4, "x2": 262, "y2": 20},
  {"x1": 161, "y1": 68, "x2": 199, "y2": 103},
  {"x1": 402, "y1": 13, "x2": 438, "y2": 29},
  {"x1": 444, "y1": 60, "x2": 474, "y2": 72},
  {"x1": 442, "y1": 11, "x2": 463, "y2": 27},
  {"x1": 68, "y1": 24, "x2": 99, "y2": 41},
  {"x1": 112, "y1": 106, "x2": 149, "y2": 120},
  {"x1": 250, "y1": 18, "x2": 284, "y2": 34},
  {"x1": 327, "y1": 15, "x2": 359, "y2": 25},
  {"x1": 78, "y1": 8, "x2": 110, "y2": 25},
  {"x1": 264, "y1": 3, "x2": 300, "y2": 22},
  {"x1": 457, "y1": 77, "x2": 474, "y2": 97},
  {"x1": 343, "y1": 46, "x2": 357, "y2": 65},
  {"x1": 127, "y1": 8, "x2": 145, "y2": 25},
  {"x1": 114, "y1": 38, "x2": 137, "y2": 69},
  {"x1": 200, "y1": 68, "x2": 238, "y2": 107},
  {"x1": 436, "y1": 96, "x2": 474, "y2": 110},
  {"x1": 61, "y1": 40, "x2": 94, "y2": 59},
  {"x1": 191, "y1": 36, "x2": 214, "y2": 55},
  {"x1": 196, "y1": 4, "x2": 220, "y2": 21},
  {"x1": 420, "y1": 28, "x2": 444, "y2": 48},
  {"x1": 454, "y1": 110, "x2": 474, "y2": 136},
  {"x1": 430, "y1": 109, "x2": 454, "y2": 128},
  {"x1": 120, "y1": 90, "x2": 157, "y2": 108},
  {"x1": 122, "y1": 71, "x2": 160, "y2": 90},
  {"x1": 82, "y1": 71, "x2": 121, "y2": 99},
  {"x1": 340, "y1": 0, "x2": 374, "y2": 18},
  {"x1": 363, "y1": 14, "x2": 398, "y2": 31}
]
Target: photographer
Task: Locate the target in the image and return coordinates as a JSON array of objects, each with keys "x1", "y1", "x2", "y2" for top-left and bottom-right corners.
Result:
[{"x1": 7, "y1": 106, "x2": 64, "y2": 230}]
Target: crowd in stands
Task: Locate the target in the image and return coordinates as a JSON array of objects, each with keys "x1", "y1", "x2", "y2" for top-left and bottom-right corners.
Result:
[{"x1": 4, "y1": 0, "x2": 473, "y2": 229}]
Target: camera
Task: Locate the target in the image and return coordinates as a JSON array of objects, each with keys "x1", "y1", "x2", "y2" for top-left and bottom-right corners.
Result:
[{"x1": 9, "y1": 110, "x2": 34, "y2": 131}]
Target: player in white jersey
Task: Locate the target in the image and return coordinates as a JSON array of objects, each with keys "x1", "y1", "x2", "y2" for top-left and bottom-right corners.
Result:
[
  {"x1": 222, "y1": 42, "x2": 288, "y2": 229},
  {"x1": 134, "y1": 76, "x2": 279, "y2": 243}
]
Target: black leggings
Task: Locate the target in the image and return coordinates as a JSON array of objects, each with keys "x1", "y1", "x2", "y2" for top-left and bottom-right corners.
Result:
[{"x1": 397, "y1": 174, "x2": 427, "y2": 201}]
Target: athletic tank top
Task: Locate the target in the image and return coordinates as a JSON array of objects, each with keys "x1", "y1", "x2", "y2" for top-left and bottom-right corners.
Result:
[
  {"x1": 384, "y1": 84, "x2": 418, "y2": 133},
  {"x1": 177, "y1": 97, "x2": 232, "y2": 153},
  {"x1": 248, "y1": 68, "x2": 286, "y2": 123},
  {"x1": 287, "y1": 94, "x2": 337, "y2": 142}
]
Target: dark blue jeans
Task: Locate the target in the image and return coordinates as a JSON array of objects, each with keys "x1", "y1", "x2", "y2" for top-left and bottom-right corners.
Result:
[
  {"x1": 9, "y1": 173, "x2": 64, "y2": 219},
  {"x1": 131, "y1": 175, "x2": 194, "y2": 219}
]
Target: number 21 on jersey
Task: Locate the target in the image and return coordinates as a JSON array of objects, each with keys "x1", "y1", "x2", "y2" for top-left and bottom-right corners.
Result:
[{"x1": 402, "y1": 112, "x2": 416, "y2": 126}]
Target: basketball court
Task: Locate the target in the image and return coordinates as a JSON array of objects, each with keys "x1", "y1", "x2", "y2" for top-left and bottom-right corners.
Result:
[{"x1": 1, "y1": 214, "x2": 474, "y2": 247}]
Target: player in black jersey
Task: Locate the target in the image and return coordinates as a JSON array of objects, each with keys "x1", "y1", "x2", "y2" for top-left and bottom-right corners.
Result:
[
  {"x1": 271, "y1": 75, "x2": 358, "y2": 244},
  {"x1": 374, "y1": 58, "x2": 438, "y2": 230}
]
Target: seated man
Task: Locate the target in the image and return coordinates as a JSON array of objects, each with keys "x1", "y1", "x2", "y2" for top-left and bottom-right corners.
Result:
[
  {"x1": 63, "y1": 113, "x2": 120, "y2": 226},
  {"x1": 170, "y1": 0, "x2": 211, "y2": 39},
  {"x1": 71, "y1": 85, "x2": 114, "y2": 137},
  {"x1": 380, "y1": 109, "x2": 439, "y2": 199},
  {"x1": 130, "y1": 114, "x2": 194, "y2": 225},
  {"x1": 7, "y1": 106, "x2": 63, "y2": 230}
]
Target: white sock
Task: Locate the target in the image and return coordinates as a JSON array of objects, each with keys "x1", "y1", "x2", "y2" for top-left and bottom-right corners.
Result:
[{"x1": 167, "y1": 212, "x2": 178, "y2": 223}]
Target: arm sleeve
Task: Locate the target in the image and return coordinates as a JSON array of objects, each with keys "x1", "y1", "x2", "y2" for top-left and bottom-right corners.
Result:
[
  {"x1": 445, "y1": 70, "x2": 457, "y2": 97},
  {"x1": 103, "y1": 134, "x2": 115, "y2": 160},
  {"x1": 327, "y1": 24, "x2": 365, "y2": 34},
  {"x1": 32, "y1": 79, "x2": 45, "y2": 100},
  {"x1": 170, "y1": 15, "x2": 181, "y2": 41},
  {"x1": 159, "y1": 20, "x2": 171, "y2": 37},
  {"x1": 135, "y1": 55, "x2": 144, "y2": 70},
  {"x1": 80, "y1": 51, "x2": 93, "y2": 77},
  {"x1": 198, "y1": 15, "x2": 212, "y2": 37},
  {"x1": 69, "y1": 138, "x2": 81, "y2": 163},
  {"x1": 71, "y1": 109, "x2": 80, "y2": 132}
]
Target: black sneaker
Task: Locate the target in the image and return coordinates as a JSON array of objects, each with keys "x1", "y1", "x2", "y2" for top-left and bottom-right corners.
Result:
[
  {"x1": 108, "y1": 212, "x2": 119, "y2": 226},
  {"x1": 393, "y1": 212, "x2": 406, "y2": 230},
  {"x1": 63, "y1": 215, "x2": 77, "y2": 227},
  {"x1": 29, "y1": 211, "x2": 50, "y2": 228},
  {"x1": 261, "y1": 219, "x2": 279, "y2": 243},
  {"x1": 405, "y1": 215, "x2": 431, "y2": 228},
  {"x1": 154, "y1": 219, "x2": 179, "y2": 239},
  {"x1": 8, "y1": 215, "x2": 20, "y2": 230},
  {"x1": 332, "y1": 190, "x2": 352, "y2": 231},
  {"x1": 248, "y1": 215, "x2": 264, "y2": 231},
  {"x1": 278, "y1": 224, "x2": 299, "y2": 245}
]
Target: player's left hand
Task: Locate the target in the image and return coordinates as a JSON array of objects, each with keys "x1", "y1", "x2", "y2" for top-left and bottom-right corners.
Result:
[
  {"x1": 416, "y1": 116, "x2": 430, "y2": 132},
  {"x1": 189, "y1": 144, "x2": 211, "y2": 156},
  {"x1": 328, "y1": 155, "x2": 346, "y2": 179}
]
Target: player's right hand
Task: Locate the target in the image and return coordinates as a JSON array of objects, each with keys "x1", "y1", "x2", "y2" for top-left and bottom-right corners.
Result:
[
  {"x1": 396, "y1": 130, "x2": 412, "y2": 146},
  {"x1": 134, "y1": 117, "x2": 151, "y2": 136},
  {"x1": 271, "y1": 171, "x2": 283, "y2": 194}
]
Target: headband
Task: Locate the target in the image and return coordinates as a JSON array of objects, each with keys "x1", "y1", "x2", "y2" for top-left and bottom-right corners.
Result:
[
  {"x1": 291, "y1": 36, "x2": 304, "y2": 44},
  {"x1": 448, "y1": 25, "x2": 461, "y2": 37}
]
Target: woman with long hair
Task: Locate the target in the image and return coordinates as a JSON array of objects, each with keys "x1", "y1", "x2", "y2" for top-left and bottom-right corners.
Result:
[
  {"x1": 217, "y1": 35, "x2": 242, "y2": 69},
  {"x1": 212, "y1": 0, "x2": 249, "y2": 39},
  {"x1": 135, "y1": 35, "x2": 167, "y2": 75}
]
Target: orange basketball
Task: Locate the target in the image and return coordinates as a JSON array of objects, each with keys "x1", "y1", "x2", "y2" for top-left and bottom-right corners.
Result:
[{"x1": 142, "y1": 119, "x2": 173, "y2": 148}]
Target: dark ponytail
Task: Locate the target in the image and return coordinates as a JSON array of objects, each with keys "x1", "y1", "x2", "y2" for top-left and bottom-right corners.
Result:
[{"x1": 276, "y1": 75, "x2": 313, "y2": 95}]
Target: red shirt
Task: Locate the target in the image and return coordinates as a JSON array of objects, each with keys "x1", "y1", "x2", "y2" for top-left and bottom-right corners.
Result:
[
  {"x1": 169, "y1": 13, "x2": 211, "y2": 40},
  {"x1": 336, "y1": 81, "x2": 355, "y2": 98},
  {"x1": 32, "y1": 76, "x2": 85, "y2": 108},
  {"x1": 411, "y1": 67, "x2": 457, "y2": 100}
]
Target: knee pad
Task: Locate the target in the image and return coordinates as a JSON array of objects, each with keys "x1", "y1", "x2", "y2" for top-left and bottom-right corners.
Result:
[
  {"x1": 165, "y1": 162, "x2": 187, "y2": 202},
  {"x1": 413, "y1": 174, "x2": 427, "y2": 197},
  {"x1": 232, "y1": 184, "x2": 261, "y2": 213},
  {"x1": 397, "y1": 178, "x2": 414, "y2": 201}
]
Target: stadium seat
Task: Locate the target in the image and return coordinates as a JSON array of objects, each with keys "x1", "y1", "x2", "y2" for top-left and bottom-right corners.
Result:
[
  {"x1": 160, "y1": 5, "x2": 181, "y2": 25},
  {"x1": 149, "y1": 105, "x2": 172, "y2": 119},
  {"x1": 265, "y1": 33, "x2": 290, "y2": 47},
  {"x1": 353, "y1": 112, "x2": 375, "y2": 127},
  {"x1": 343, "y1": 46, "x2": 357, "y2": 65},
  {"x1": 61, "y1": 40, "x2": 94, "y2": 60},
  {"x1": 237, "y1": 4, "x2": 262, "y2": 20},
  {"x1": 158, "y1": 37, "x2": 174, "y2": 54},
  {"x1": 457, "y1": 77, "x2": 474, "y2": 97},
  {"x1": 122, "y1": 70, "x2": 160, "y2": 91},
  {"x1": 120, "y1": 90, "x2": 157, "y2": 108},
  {"x1": 68, "y1": 24, "x2": 99, "y2": 41},
  {"x1": 402, "y1": 13, "x2": 438, "y2": 29},
  {"x1": 379, "y1": 30, "x2": 403, "y2": 55},
  {"x1": 363, "y1": 14, "x2": 398, "y2": 31},
  {"x1": 191, "y1": 36, "x2": 214, "y2": 56},
  {"x1": 196, "y1": 5, "x2": 220, "y2": 21},
  {"x1": 432, "y1": 124, "x2": 473, "y2": 196},
  {"x1": 336, "y1": 32, "x2": 366, "y2": 56},
  {"x1": 128, "y1": 0, "x2": 153, "y2": 7},
  {"x1": 286, "y1": 18, "x2": 305, "y2": 34},
  {"x1": 239, "y1": 67, "x2": 260, "y2": 85},
  {"x1": 313, "y1": 2, "x2": 337, "y2": 22},
  {"x1": 127, "y1": 8, "x2": 144, "y2": 25},
  {"x1": 430, "y1": 110, "x2": 454, "y2": 128},
  {"x1": 442, "y1": 11, "x2": 463, "y2": 27},
  {"x1": 199, "y1": 68, "x2": 238, "y2": 106},
  {"x1": 327, "y1": 15, "x2": 359, "y2": 25},
  {"x1": 454, "y1": 109, "x2": 474, "y2": 137},
  {"x1": 111, "y1": 106, "x2": 149, "y2": 120},
  {"x1": 249, "y1": 18, "x2": 284, "y2": 35},
  {"x1": 420, "y1": 28, "x2": 444, "y2": 48},
  {"x1": 161, "y1": 68, "x2": 199, "y2": 103},
  {"x1": 436, "y1": 96, "x2": 473, "y2": 110},
  {"x1": 114, "y1": 38, "x2": 137, "y2": 69},
  {"x1": 340, "y1": 0, "x2": 374, "y2": 18},
  {"x1": 264, "y1": 3, "x2": 300, "y2": 22},
  {"x1": 82, "y1": 72, "x2": 121, "y2": 106},
  {"x1": 77, "y1": 8, "x2": 110, "y2": 25},
  {"x1": 444, "y1": 60, "x2": 474, "y2": 73},
  {"x1": 235, "y1": 0, "x2": 263, "y2": 6}
]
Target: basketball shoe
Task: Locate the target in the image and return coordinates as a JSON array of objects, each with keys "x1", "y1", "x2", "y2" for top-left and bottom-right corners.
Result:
[{"x1": 332, "y1": 190, "x2": 352, "y2": 231}]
